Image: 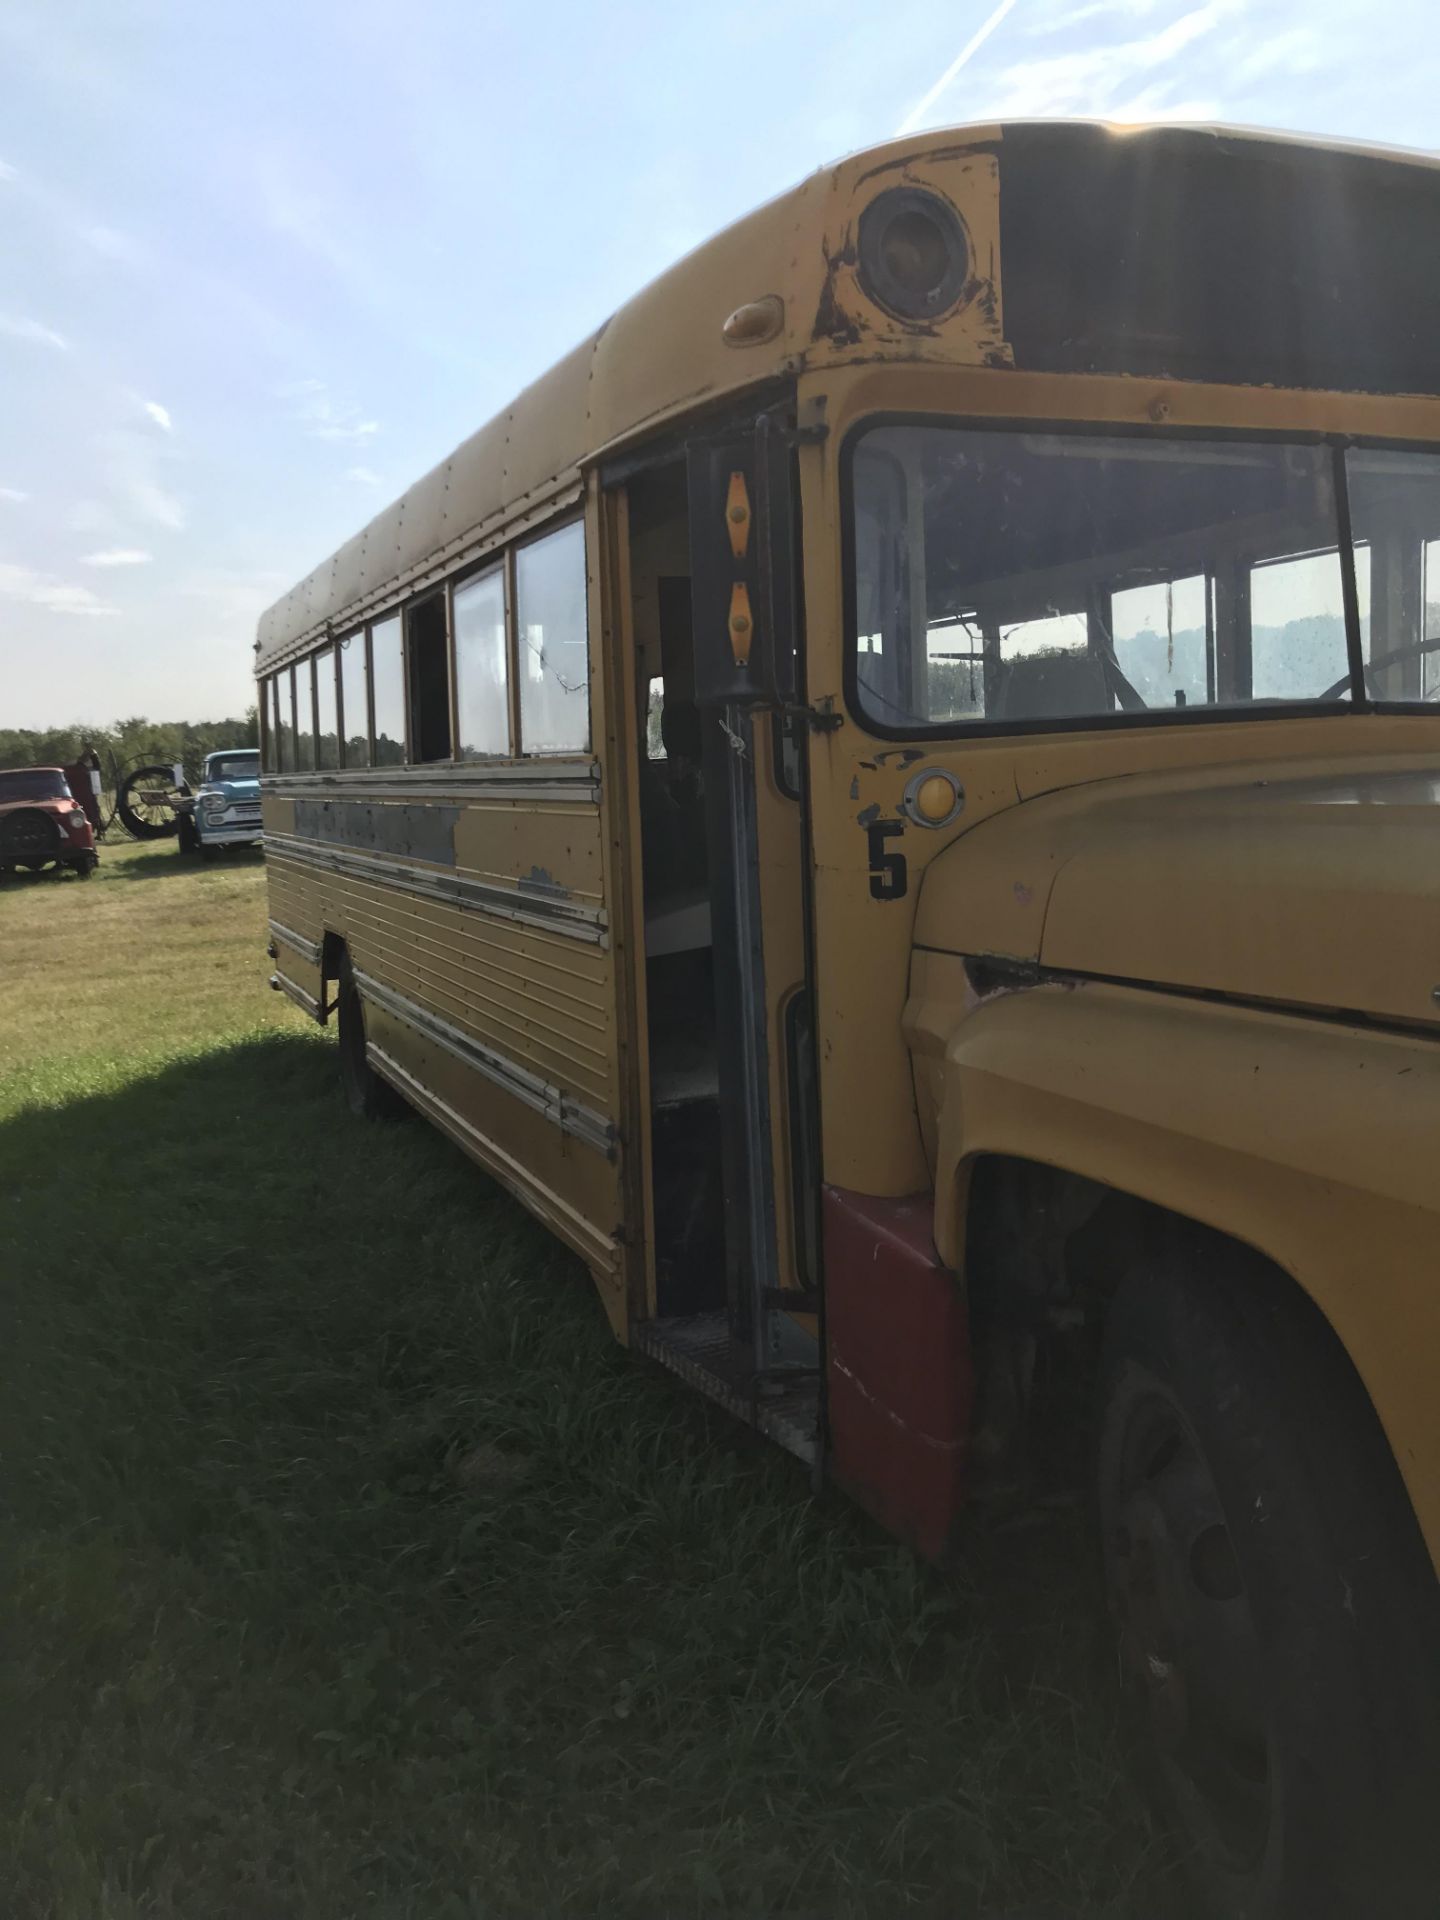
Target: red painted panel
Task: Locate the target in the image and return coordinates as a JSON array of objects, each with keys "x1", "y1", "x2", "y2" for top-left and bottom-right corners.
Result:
[{"x1": 822, "y1": 1185, "x2": 973, "y2": 1561}]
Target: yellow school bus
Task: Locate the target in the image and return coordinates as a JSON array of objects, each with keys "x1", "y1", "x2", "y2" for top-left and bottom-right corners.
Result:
[{"x1": 256, "y1": 123, "x2": 1440, "y2": 1917}]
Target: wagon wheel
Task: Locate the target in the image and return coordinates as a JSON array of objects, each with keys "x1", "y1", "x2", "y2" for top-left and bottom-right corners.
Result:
[
  {"x1": 0, "y1": 808, "x2": 64, "y2": 866},
  {"x1": 116, "y1": 763, "x2": 185, "y2": 839}
]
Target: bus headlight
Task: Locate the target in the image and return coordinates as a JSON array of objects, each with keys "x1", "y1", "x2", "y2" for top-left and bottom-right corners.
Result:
[{"x1": 857, "y1": 187, "x2": 971, "y2": 324}]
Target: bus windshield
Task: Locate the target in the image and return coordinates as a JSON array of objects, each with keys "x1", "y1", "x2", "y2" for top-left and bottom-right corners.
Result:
[{"x1": 849, "y1": 427, "x2": 1440, "y2": 733}]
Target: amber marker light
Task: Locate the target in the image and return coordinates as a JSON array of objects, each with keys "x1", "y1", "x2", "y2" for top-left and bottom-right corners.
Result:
[
  {"x1": 903, "y1": 767, "x2": 965, "y2": 828},
  {"x1": 728, "y1": 582, "x2": 754, "y2": 667},
  {"x1": 722, "y1": 295, "x2": 784, "y2": 346}
]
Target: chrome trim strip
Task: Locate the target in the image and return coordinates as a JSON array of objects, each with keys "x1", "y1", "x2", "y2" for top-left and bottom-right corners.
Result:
[
  {"x1": 268, "y1": 918, "x2": 321, "y2": 967},
  {"x1": 263, "y1": 831, "x2": 607, "y2": 946},
  {"x1": 355, "y1": 968, "x2": 616, "y2": 1158},
  {"x1": 272, "y1": 970, "x2": 321, "y2": 1020},
  {"x1": 262, "y1": 759, "x2": 599, "y2": 805}
]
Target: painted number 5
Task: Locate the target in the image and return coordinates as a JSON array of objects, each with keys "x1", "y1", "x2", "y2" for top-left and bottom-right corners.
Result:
[{"x1": 866, "y1": 819, "x2": 908, "y2": 901}]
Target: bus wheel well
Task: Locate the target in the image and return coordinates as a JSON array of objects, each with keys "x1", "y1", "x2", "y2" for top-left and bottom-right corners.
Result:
[
  {"x1": 960, "y1": 1154, "x2": 1363, "y2": 1491},
  {"x1": 318, "y1": 931, "x2": 347, "y2": 1024}
]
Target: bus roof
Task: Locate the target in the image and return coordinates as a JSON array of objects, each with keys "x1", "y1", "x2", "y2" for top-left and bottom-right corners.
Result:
[{"x1": 256, "y1": 120, "x2": 1440, "y2": 675}]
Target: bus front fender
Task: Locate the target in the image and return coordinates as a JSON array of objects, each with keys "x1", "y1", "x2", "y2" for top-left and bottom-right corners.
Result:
[{"x1": 909, "y1": 961, "x2": 1440, "y2": 1569}]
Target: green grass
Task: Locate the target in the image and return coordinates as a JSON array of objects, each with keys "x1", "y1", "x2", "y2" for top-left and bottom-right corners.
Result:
[{"x1": 0, "y1": 839, "x2": 1177, "y2": 1918}]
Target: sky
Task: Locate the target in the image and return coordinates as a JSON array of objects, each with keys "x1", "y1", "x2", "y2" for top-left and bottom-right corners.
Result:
[{"x1": 3, "y1": 0, "x2": 1439, "y2": 730}]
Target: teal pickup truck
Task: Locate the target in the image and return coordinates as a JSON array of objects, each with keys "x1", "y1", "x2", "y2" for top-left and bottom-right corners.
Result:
[{"x1": 177, "y1": 748, "x2": 262, "y2": 858}]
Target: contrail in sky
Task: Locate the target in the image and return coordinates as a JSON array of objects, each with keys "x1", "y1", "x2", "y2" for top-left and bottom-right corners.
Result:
[{"x1": 896, "y1": 0, "x2": 1022, "y2": 135}]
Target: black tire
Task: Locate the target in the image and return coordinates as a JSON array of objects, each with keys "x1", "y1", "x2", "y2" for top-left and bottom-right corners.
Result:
[
  {"x1": 177, "y1": 814, "x2": 199, "y2": 855},
  {"x1": 1098, "y1": 1242, "x2": 1440, "y2": 1920},
  {"x1": 336, "y1": 953, "x2": 403, "y2": 1121},
  {"x1": 68, "y1": 857, "x2": 94, "y2": 880}
]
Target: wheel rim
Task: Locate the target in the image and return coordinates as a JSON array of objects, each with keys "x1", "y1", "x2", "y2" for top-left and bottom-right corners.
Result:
[{"x1": 1105, "y1": 1391, "x2": 1272, "y2": 1870}]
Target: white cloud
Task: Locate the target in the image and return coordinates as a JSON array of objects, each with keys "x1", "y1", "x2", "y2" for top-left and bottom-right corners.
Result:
[
  {"x1": 83, "y1": 547, "x2": 152, "y2": 567},
  {"x1": 0, "y1": 486, "x2": 28, "y2": 504},
  {"x1": 1233, "y1": 26, "x2": 1321, "y2": 83},
  {"x1": 98, "y1": 428, "x2": 187, "y2": 532},
  {"x1": 976, "y1": 0, "x2": 1236, "y2": 118},
  {"x1": 83, "y1": 224, "x2": 141, "y2": 263},
  {"x1": 126, "y1": 479, "x2": 186, "y2": 530},
  {"x1": 346, "y1": 465, "x2": 382, "y2": 487},
  {"x1": 1025, "y1": 0, "x2": 1166, "y2": 31},
  {"x1": 175, "y1": 568, "x2": 289, "y2": 629},
  {"x1": 0, "y1": 313, "x2": 69, "y2": 351},
  {"x1": 898, "y1": 0, "x2": 1024, "y2": 134},
  {"x1": 0, "y1": 562, "x2": 116, "y2": 617},
  {"x1": 282, "y1": 378, "x2": 380, "y2": 445},
  {"x1": 142, "y1": 400, "x2": 173, "y2": 432}
]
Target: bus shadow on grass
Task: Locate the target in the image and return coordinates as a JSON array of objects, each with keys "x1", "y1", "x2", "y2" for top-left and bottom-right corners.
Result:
[{"x1": 0, "y1": 1033, "x2": 1179, "y2": 1920}]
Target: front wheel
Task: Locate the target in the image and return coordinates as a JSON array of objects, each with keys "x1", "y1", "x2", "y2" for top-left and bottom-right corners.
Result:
[
  {"x1": 1098, "y1": 1247, "x2": 1440, "y2": 1920},
  {"x1": 336, "y1": 953, "x2": 403, "y2": 1121}
]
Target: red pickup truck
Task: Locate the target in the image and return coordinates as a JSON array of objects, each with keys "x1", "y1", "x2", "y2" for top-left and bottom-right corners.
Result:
[{"x1": 0, "y1": 767, "x2": 99, "y2": 879}]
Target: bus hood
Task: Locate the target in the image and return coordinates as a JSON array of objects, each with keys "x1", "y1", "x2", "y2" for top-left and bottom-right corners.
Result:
[{"x1": 912, "y1": 758, "x2": 1440, "y2": 1030}]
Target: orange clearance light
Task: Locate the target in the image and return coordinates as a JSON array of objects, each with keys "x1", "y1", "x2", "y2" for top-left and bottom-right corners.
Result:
[
  {"x1": 725, "y1": 470, "x2": 751, "y2": 560},
  {"x1": 915, "y1": 774, "x2": 955, "y2": 822},
  {"x1": 903, "y1": 766, "x2": 965, "y2": 828},
  {"x1": 728, "y1": 582, "x2": 754, "y2": 667},
  {"x1": 721, "y1": 294, "x2": 784, "y2": 347}
]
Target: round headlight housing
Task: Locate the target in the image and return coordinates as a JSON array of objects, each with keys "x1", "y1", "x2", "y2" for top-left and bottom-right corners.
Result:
[{"x1": 857, "y1": 187, "x2": 971, "y2": 324}]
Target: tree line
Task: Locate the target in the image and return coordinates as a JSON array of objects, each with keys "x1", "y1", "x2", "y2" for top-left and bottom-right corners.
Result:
[{"x1": 0, "y1": 711, "x2": 259, "y2": 780}]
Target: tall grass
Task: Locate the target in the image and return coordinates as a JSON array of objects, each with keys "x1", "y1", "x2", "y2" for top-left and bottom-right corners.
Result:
[{"x1": 0, "y1": 843, "x2": 1175, "y2": 1917}]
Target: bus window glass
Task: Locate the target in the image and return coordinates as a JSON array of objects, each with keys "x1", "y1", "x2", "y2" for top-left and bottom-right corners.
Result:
[
  {"x1": 294, "y1": 660, "x2": 316, "y2": 771},
  {"x1": 849, "y1": 426, "x2": 1351, "y2": 730},
  {"x1": 276, "y1": 672, "x2": 294, "y2": 772},
  {"x1": 1249, "y1": 551, "x2": 1349, "y2": 700},
  {"x1": 1345, "y1": 450, "x2": 1440, "y2": 702},
  {"x1": 453, "y1": 566, "x2": 509, "y2": 758},
  {"x1": 339, "y1": 632, "x2": 369, "y2": 767},
  {"x1": 371, "y1": 614, "x2": 406, "y2": 764},
  {"x1": 517, "y1": 522, "x2": 589, "y2": 753},
  {"x1": 314, "y1": 646, "x2": 340, "y2": 769},
  {"x1": 1113, "y1": 576, "x2": 1211, "y2": 707},
  {"x1": 262, "y1": 676, "x2": 278, "y2": 772}
]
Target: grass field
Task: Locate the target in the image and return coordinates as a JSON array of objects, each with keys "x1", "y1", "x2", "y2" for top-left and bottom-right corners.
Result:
[{"x1": 0, "y1": 839, "x2": 1179, "y2": 1919}]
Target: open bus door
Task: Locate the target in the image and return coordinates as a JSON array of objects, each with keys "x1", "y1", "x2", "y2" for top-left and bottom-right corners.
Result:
[{"x1": 606, "y1": 407, "x2": 821, "y2": 1462}]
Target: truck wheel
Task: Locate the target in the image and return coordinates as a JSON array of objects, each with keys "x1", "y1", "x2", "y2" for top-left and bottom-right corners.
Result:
[
  {"x1": 177, "y1": 814, "x2": 198, "y2": 855},
  {"x1": 336, "y1": 954, "x2": 403, "y2": 1121},
  {"x1": 1098, "y1": 1245, "x2": 1440, "y2": 1920}
]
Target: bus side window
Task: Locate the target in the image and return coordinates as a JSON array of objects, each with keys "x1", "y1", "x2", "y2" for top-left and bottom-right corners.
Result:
[
  {"x1": 406, "y1": 594, "x2": 453, "y2": 763},
  {"x1": 294, "y1": 660, "x2": 316, "y2": 773},
  {"x1": 339, "y1": 631, "x2": 370, "y2": 768},
  {"x1": 262, "y1": 675, "x2": 279, "y2": 772},
  {"x1": 516, "y1": 521, "x2": 589, "y2": 754},
  {"x1": 371, "y1": 614, "x2": 406, "y2": 765},
  {"x1": 454, "y1": 566, "x2": 510, "y2": 758},
  {"x1": 315, "y1": 645, "x2": 340, "y2": 770}
]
